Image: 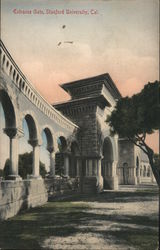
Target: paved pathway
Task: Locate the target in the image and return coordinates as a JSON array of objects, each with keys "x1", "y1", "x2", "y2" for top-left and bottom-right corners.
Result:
[
  {"x1": 0, "y1": 184, "x2": 159, "y2": 250},
  {"x1": 43, "y1": 184, "x2": 159, "y2": 250}
]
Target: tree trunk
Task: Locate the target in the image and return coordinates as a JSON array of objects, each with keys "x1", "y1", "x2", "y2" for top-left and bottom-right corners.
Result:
[{"x1": 147, "y1": 152, "x2": 160, "y2": 187}]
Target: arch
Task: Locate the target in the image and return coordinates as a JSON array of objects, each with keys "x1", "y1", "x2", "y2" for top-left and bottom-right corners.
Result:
[
  {"x1": 20, "y1": 111, "x2": 40, "y2": 142},
  {"x1": 57, "y1": 136, "x2": 67, "y2": 152},
  {"x1": 24, "y1": 114, "x2": 38, "y2": 141},
  {"x1": 101, "y1": 129, "x2": 118, "y2": 161},
  {"x1": 43, "y1": 127, "x2": 54, "y2": 151},
  {"x1": 40, "y1": 127, "x2": 54, "y2": 174},
  {"x1": 0, "y1": 89, "x2": 17, "y2": 128},
  {"x1": 41, "y1": 125, "x2": 56, "y2": 151},
  {"x1": 102, "y1": 137, "x2": 114, "y2": 188}
]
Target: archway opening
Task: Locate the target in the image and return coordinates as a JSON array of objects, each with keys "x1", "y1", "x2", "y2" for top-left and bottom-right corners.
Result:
[
  {"x1": 57, "y1": 136, "x2": 67, "y2": 152},
  {"x1": 0, "y1": 102, "x2": 9, "y2": 178},
  {"x1": 40, "y1": 128, "x2": 54, "y2": 176},
  {"x1": 0, "y1": 90, "x2": 16, "y2": 128},
  {"x1": 18, "y1": 119, "x2": 32, "y2": 179},
  {"x1": 25, "y1": 114, "x2": 37, "y2": 141},
  {"x1": 102, "y1": 137, "x2": 113, "y2": 189},
  {"x1": 18, "y1": 114, "x2": 39, "y2": 179},
  {"x1": 0, "y1": 90, "x2": 17, "y2": 179}
]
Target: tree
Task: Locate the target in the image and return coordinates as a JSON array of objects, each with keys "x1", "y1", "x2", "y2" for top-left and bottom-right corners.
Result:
[
  {"x1": 107, "y1": 81, "x2": 160, "y2": 185},
  {"x1": 3, "y1": 152, "x2": 47, "y2": 179},
  {"x1": 154, "y1": 154, "x2": 160, "y2": 172},
  {"x1": 18, "y1": 152, "x2": 32, "y2": 179}
]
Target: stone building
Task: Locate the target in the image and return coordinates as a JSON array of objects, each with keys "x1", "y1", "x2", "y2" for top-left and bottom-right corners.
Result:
[
  {"x1": 54, "y1": 74, "x2": 154, "y2": 192},
  {"x1": 0, "y1": 40, "x2": 155, "y2": 219},
  {"x1": 0, "y1": 40, "x2": 154, "y2": 195}
]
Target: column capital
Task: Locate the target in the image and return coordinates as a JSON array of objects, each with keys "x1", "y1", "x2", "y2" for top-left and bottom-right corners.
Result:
[
  {"x1": 47, "y1": 146, "x2": 54, "y2": 153},
  {"x1": 3, "y1": 127, "x2": 24, "y2": 139},
  {"x1": 4, "y1": 128, "x2": 17, "y2": 139},
  {"x1": 28, "y1": 139, "x2": 39, "y2": 147}
]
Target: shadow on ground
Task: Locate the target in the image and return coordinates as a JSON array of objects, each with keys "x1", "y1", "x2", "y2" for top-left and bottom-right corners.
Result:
[
  {"x1": 0, "y1": 186, "x2": 159, "y2": 250},
  {"x1": 54, "y1": 185, "x2": 159, "y2": 203}
]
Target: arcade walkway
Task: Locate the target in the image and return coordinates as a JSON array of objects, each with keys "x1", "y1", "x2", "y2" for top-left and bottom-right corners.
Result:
[{"x1": 0, "y1": 184, "x2": 158, "y2": 250}]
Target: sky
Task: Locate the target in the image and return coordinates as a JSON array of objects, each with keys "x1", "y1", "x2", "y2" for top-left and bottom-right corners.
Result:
[{"x1": 0, "y1": 0, "x2": 159, "y2": 169}]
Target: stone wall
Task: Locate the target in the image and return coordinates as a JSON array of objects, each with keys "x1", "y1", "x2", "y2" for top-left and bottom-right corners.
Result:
[
  {"x1": 72, "y1": 112, "x2": 98, "y2": 157},
  {"x1": 0, "y1": 177, "x2": 79, "y2": 220},
  {"x1": 0, "y1": 179, "x2": 48, "y2": 220},
  {"x1": 118, "y1": 139, "x2": 136, "y2": 185}
]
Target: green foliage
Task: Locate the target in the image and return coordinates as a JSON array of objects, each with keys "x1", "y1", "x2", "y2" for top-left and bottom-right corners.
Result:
[
  {"x1": 3, "y1": 152, "x2": 47, "y2": 179},
  {"x1": 154, "y1": 154, "x2": 160, "y2": 171},
  {"x1": 107, "y1": 81, "x2": 160, "y2": 185},
  {"x1": 40, "y1": 161, "x2": 47, "y2": 178},
  {"x1": 18, "y1": 152, "x2": 32, "y2": 179},
  {"x1": 107, "y1": 81, "x2": 160, "y2": 139},
  {"x1": 0, "y1": 169, "x2": 4, "y2": 178}
]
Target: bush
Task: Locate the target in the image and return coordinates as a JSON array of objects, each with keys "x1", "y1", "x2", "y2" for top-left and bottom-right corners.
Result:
[{"x1": 3, "y1": 152, "x2": 47, "y2": 179}]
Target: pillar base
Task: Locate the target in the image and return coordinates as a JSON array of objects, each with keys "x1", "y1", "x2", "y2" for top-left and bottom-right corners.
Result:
[
  {"x1": 48, "y1": 174, "x2": 55, "y2": 178},
  {"x1": 80, "y1": 176, "x2": 103, "y2": 193},
  {"x1": 96, "y1": 175, "x2": 104, "y2": 193},
  {"x1": 128, "y1": 176, "x2": 137, "y2": 185},
  {"x1": 28, "y1": 175, "x2": 42, "y2": 180},
  {"x1": 103, "y1": 176, "x2": 118, "y2": 190},
  {"x1": 5, "y1": 175, "x2": 22, "y2": 181},
  {"x1": 137, "y1": 177, "x2": 141, "y2": 184}
]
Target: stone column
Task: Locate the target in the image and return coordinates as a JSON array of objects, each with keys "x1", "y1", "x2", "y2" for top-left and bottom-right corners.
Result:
[
  {"x1": 88, "y1": 159, "x2": 92, "y2": 176},
  {"x1": 76, "y1": 158, "x2": 80, "y2": 176},
  {"x1": 47, "y1": 147, "x2": 55, "y2": 177},
  {"x1": 103, "y1": 160, "x2": 118, "y2": 190},
  {"x1": 4, "y1": 128, "x2": 22, "y2": 180},
  {"x1": 97, "y1": 159, "x2": 102, "y2": 177},
  {"x1": 92, "y1": 160, "x2": 97, "y2": 176},
  {"x1": 64, "y1": 155, "x2": 69, "y2": 176},
  {"x1": 136, "y1": 167, "x2": 141, "y2": 184},
  {"x1": 85, "y1": 160, "x2": 89, "y2": 176},
  {"x1": 128, "y1": 166, "x2": 137, "y2": 185},
  {"x1": 111, "y1": 161, "x2": 118, "y2": 189},
  {"x1": 28, "y1": 139, "x2": 41, "y2": 179},
  {"x1": 96, "y1": 158, "x2": 103, "y2": 192}
]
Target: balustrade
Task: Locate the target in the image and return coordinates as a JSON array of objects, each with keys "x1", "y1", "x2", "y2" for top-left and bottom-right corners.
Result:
[{"x1": 0, "y1": 40, "x2": 77, "y2": 132}]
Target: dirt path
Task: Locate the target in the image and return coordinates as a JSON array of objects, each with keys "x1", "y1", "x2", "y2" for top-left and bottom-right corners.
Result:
[{"x1": 42, "y1": 184, "x2": 159, "y2": 250}]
